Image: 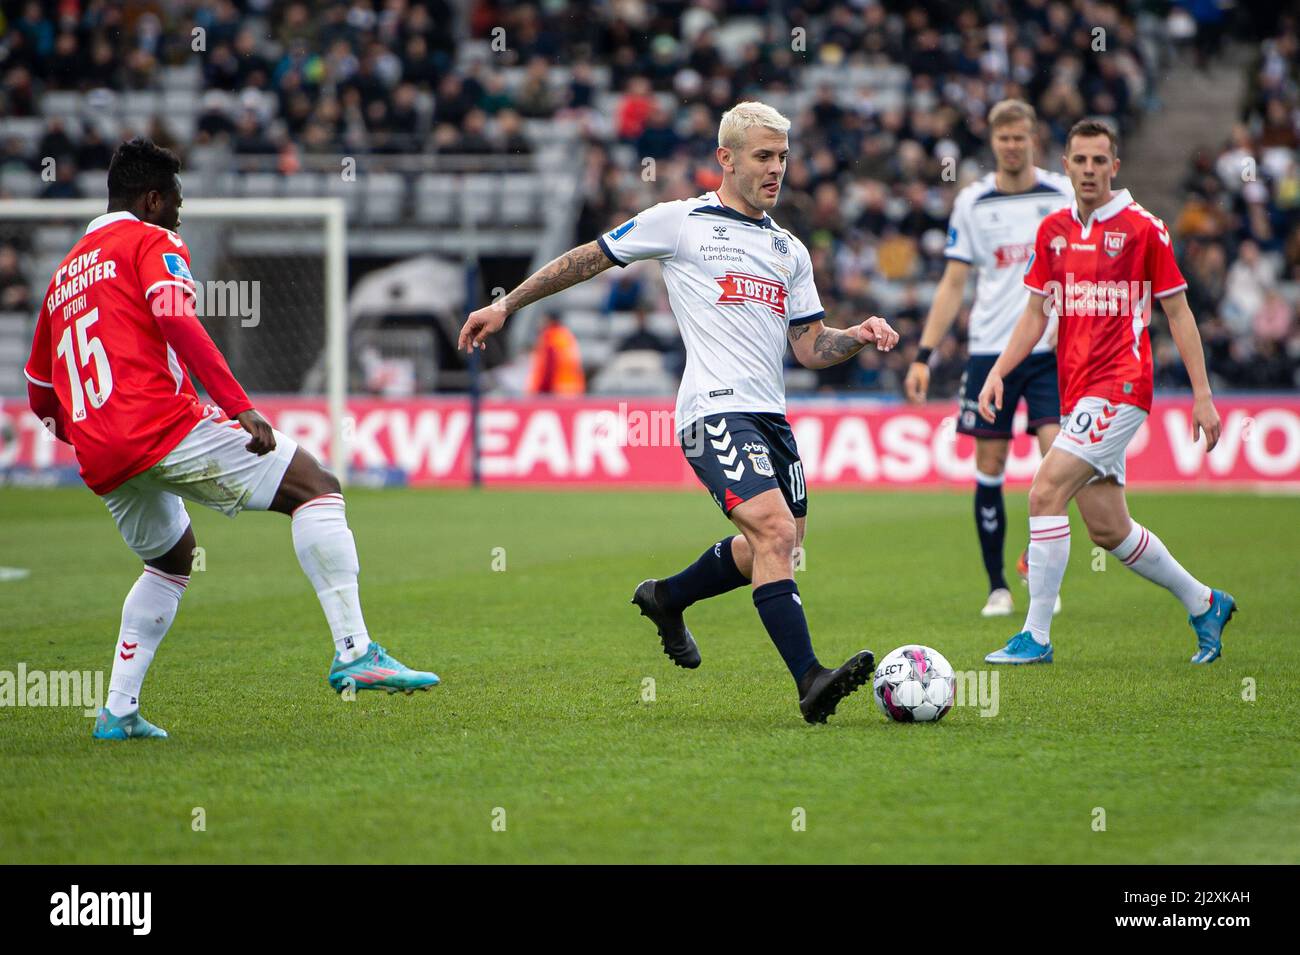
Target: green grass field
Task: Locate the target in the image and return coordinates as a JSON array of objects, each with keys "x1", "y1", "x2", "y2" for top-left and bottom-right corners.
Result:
[{"x1": 1, "y1": 486, "x2": 1297, "y2": 864}]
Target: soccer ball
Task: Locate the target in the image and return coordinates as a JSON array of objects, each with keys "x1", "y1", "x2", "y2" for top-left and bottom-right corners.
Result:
[{"x1": 873, "y1": 645, "x2": 955, "y2": 723}]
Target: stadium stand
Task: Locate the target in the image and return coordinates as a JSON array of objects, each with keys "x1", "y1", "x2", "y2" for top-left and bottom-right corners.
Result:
[{"x1": 0, "y1": 1, "x2": 1295, "y2": 398}]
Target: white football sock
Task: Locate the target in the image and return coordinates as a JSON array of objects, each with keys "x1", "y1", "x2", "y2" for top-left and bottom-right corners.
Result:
[
  {"x1": 1109, "y1": 522, "x2": 1211, "y2": 616},
  {"x1": 291, "y1": 493, "x2": 372, "y2": 663},
  {"x1": 107, "y1": 568, "x2": 187, "y2": 717},
  {"x1": 1023, "y1": 515, "x2": 1070, "y2": 646}
]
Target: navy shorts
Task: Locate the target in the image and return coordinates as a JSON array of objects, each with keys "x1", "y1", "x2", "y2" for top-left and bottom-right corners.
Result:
[
  {"x1": 957, "y1": 352, "x2": 1060, "y2": 438},
  {"x1": 680, "y1": 412, "x2": 807, "y2": 518}
]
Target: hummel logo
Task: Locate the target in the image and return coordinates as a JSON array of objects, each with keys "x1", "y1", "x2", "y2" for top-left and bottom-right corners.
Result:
[
  {"x1": 119, "y1": 641, "x2": 138, "y2": 661},
  {"x1": 711, "y1": 431, "x2": 732, "y2": 452},
  {"x1": 716, "y1": 446, "x2": 738, "y2": 466},
  {"x1": 704, "y1": 419, "x2": 728, "y2": 437},
  {"x1": 979, "y1": 506, "x2": 999, "y2": 533}
]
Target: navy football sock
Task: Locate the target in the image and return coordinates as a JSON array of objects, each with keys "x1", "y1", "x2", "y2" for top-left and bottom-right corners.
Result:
[
  {"x1": 659, "y1": 537, "x2": 749, "y2": 612},
  {"x1": 975, "y1": 471, "x2": 1008, "y2": 592},
  {"x1": 753, "y1": 579, "x2": 819, "y2": 683}
]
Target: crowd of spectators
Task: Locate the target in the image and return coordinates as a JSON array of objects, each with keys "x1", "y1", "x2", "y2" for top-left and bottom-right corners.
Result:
[
  {"x1": 1163, "y1": 21, "x2": 1300, "y2": 391},
  {"x1": 0, "y1": 0, "x2": 1295, "y2": 393}
]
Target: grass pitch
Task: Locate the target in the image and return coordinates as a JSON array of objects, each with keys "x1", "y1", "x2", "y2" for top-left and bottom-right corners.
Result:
[{"x1": 1, "y1": 486, "x2": 1297, "y2": 864}]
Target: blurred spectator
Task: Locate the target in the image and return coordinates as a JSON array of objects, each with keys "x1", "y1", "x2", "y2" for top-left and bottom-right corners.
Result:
[
  {"x1": 527, "y1": 312, "x2": 586, "y2": 396},
  {"x1": 1222, "y1": 240, "x2": 1278, "y2": 335},
  {"x1": 605, "y1": 272, "x2": 644, "y2": 313},
  {"x1": 76, "y1": 127, "x2": 115, "y2": 171},
  {"x1": 515, "y1": 57, "x2": 557, "y2": 118},
  {"x1": 0, "y1": 244, "x2": 33, "y2": 311},
  {"x1": 40, "y1": 158, "x2": 82, "y2": 199},
  {"x1": 616, "y1": 310, "x2": 672, "y2": 354}
]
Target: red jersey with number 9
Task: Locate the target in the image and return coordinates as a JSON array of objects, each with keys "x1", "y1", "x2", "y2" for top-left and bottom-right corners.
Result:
[
  {"x1": 24, "y1": 212, "x2": 211, "y2": 494},
  {"x1": 1022, "y1": 188, "x2": 1187, "y2": 413}
]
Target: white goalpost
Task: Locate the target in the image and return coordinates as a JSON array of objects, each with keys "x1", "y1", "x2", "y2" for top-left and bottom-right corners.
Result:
[{"x1": 0, "y1": 197, "x2": 351, "y2": 481}]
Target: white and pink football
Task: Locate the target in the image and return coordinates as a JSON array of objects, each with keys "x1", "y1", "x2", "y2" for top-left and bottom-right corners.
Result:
[{"x1": 873, "y1": 645, "x2": 955, "y2": 723}]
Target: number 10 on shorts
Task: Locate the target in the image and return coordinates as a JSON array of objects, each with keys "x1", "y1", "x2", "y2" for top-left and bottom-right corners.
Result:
[{"x1": 788, "y1": 461, "x2": 806, "y2": 503}]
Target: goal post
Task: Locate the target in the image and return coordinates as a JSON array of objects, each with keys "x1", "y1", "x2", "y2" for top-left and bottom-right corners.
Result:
[{"x1": 0, "y1": 197, "x2": 350, "y2": 482}]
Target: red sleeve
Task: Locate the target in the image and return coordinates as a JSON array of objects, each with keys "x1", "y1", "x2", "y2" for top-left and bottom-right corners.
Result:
[
  {"x1": 1023, "y1": 219, "x2": 1055, "y2": 294},
  {"x1": 150, "y1": 289, "x2": 254, "y2": 419},
  {"x1": 23, "y1": 298, "x2": 54, "y2": 389},
  {"x1": 1144, "y1": 219, "x2": 1187, "y2": 298},
  {"x1": 23, "y1": 299, "x2": 68, "y2": 440},
  {"x1": 28, "y1": 380, "x2": 68, "y2": 443},
  {"x1": 138, "y1": 231, "x2": 253, "y2": 419}
]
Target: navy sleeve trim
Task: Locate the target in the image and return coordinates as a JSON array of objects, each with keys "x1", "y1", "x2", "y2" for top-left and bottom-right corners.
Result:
[
  {"x1": 596, "y1": 234, "x2": 626, "y2": 267},
  {"x1": 788, "y1": 311, "x2": 824, "y2": 327},
  {"x1": 943, "y1": 253, "x2": 973, "y2": 264}
]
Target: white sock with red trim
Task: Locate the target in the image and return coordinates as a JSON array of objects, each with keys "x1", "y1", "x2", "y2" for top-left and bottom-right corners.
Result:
[
  {"x1": 1023, "y1": 515, "x2": 1071, "y2": 646},
  {"x1": 106, "y1": 568, "x2": 187, "y2": 717},
  {"x1": 291, "y1": 493, "x2": 372, "y2": 663},
  {"x1": 1109, "y1": 522, "x2": 1211, "y2": 616}
]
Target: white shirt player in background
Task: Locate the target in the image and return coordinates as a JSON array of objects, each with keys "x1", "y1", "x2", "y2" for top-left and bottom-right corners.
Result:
[
  {"x1": 904, "y1": 100, "x2": 1073, "y2": 619},
  {"x1": 459, "y1": 102, "x2": 899, "y2": 724}
]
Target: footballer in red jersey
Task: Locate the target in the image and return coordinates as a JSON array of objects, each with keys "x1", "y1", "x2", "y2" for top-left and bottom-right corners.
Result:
[
  {"x1": 975, "y1": 119, "x2": 1236, "y2": 667},
  {"x1": 25, "y1": 138, "x2": 438, "y2": 740}
]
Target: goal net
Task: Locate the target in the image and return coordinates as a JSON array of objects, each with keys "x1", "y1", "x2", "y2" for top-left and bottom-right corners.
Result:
[{"x1": 0, "y1": 198, "x2": 348, "y2": 479}]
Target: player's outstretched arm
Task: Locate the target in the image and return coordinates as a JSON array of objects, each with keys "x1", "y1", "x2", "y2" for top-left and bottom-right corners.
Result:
[
  {"x1": 1160, "y1": 290, "x2": 1221, "y2": 452},
  {"x1": 458, "y1": 241, "x2": 615, "y2": 351},
  {"x1": 787, "y1": 316, "x2": 899, "y2": 370},
  {"x1": 977, "y1": 293, "x2": 1048, "y2": 422},
  {"x1": 906, "y1": 259, "x2": 970, "y2": 403}
]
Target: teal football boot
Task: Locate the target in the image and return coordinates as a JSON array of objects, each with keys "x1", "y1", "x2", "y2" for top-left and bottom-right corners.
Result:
[
  {"x1": 1189, "y1": 589, "x2": 1236, "y2": 665},
  {"x1": 92, "y1": 708, "x2": 169, "y2": 739},
  {"x1": 985, "y1": 631, "x2": 1054, "y2": 665},
  {"x1": 328, "y1": 643, "x2": 440, "y2": 694}
]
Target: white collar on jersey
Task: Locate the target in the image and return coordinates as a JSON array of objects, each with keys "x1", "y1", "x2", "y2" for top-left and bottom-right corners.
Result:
[
  {"x1": 1071, "y1": 188, "x2": 1131, "y2": 238},
  {"x1": 85, "y1": 210, "x2": 138, "y2": 234}
]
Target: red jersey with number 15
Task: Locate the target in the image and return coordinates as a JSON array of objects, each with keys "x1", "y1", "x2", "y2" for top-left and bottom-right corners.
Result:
[
  {"x1": 25, "y1": 212, "x2": 235, "y2": 494},
  {"x1": 1023, "y1": 188, "x2": 1186, "y2": 413}
]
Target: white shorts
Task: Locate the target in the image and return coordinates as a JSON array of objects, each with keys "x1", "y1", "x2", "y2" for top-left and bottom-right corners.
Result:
[
  {"x1": 1051, "y1": 396, "x2": 1146, "y2": 485},
  {"x1": 103, "y1": 412, "x2": 299, "y2": 559}
]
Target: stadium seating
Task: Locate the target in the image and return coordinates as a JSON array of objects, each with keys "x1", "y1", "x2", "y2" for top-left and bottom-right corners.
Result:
[{"x1": 0, "y1": 1, "x2": 1294, "y2": 397}]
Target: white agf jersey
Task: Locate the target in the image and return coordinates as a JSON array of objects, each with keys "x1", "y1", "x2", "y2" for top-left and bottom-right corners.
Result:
[
  {"x1": 945, "y1": 168, "x2": 1074, "y2": 355},
  {"x1": 598, "y1": 191, "x2": 823, "y2": 431}
]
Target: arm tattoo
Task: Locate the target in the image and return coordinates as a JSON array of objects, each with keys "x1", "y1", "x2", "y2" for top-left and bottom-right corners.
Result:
[
  {"x1": 812, "y1": 327, "x2": 865, "y2": 366},
  {"x1": 787, "y1": 323, "x2": 813, "y2": 342},
  {"x1": 502, "y1": 242, "x2": 613, "y2": 313}
]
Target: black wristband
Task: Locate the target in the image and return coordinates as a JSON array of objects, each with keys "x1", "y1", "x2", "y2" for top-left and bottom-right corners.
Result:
[{"x1": 915, "y1": 346, "x2": 933, "y2": 365}]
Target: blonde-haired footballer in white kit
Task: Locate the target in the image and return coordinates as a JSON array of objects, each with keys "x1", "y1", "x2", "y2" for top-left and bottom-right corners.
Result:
[
  {"x1": 905, "y1": 100, "x2": 1072, "y2": 619},
  {"x1": 459, "y1": 101, "x2": 901, "y2": 723}
]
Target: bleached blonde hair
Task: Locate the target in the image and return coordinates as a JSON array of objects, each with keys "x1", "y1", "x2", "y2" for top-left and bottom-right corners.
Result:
[{"x1": 718, "y1": 101, "x2": 791, "y2": 151}]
